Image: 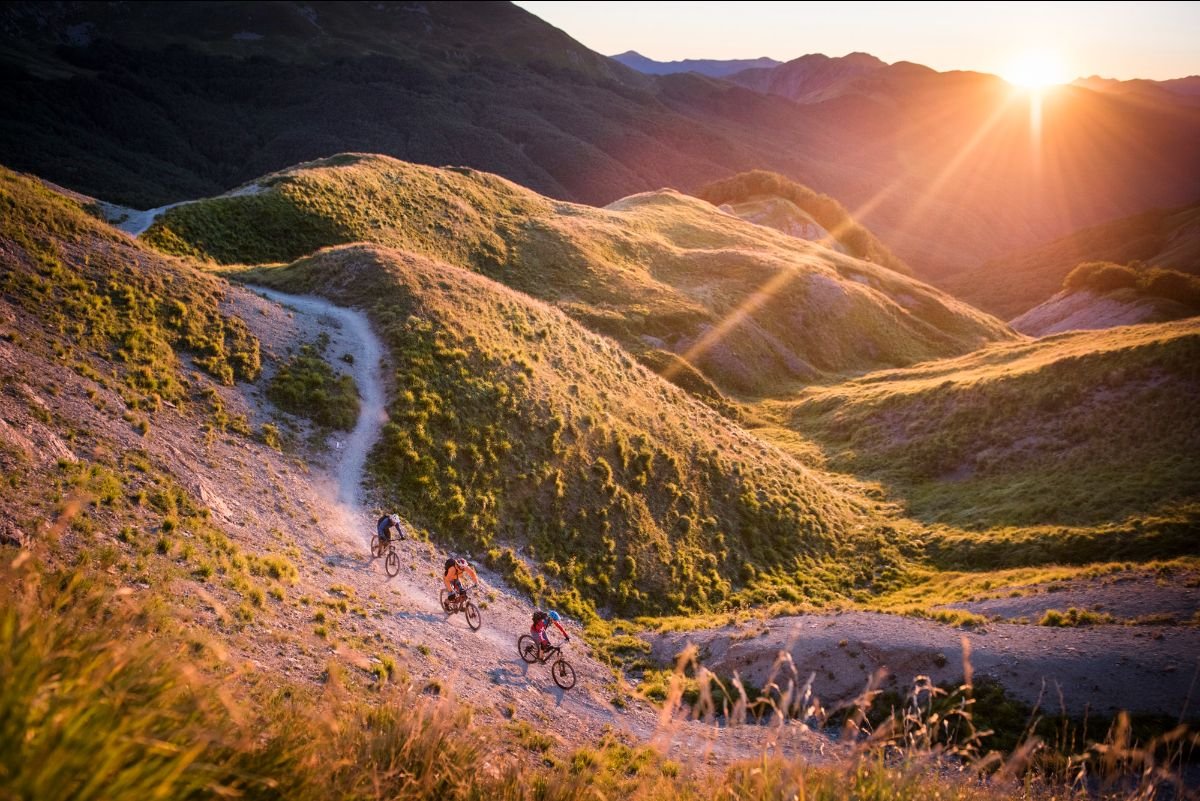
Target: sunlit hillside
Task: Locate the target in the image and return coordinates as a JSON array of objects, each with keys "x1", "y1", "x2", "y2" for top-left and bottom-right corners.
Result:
[
  {"x1": 768, "y1": 320, "x2": 1200, "y2": 544},
  {"x1": 142, "y1": 154, "x2": 1012, "y2": 396},
  {"x1": 242, "y1": 243, "x2": 914, "y2": 616}
]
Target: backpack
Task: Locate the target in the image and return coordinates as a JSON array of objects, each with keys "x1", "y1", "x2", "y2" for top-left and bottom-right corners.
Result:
[
  {"x1": 444, "y1": 558, "x2": 457, "y2": 574},
  {"x1": 532, "y1": 610, "x2": 547, "y2": 624}
]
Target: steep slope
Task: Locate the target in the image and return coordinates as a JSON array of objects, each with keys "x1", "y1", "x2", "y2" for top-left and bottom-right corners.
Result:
[
  {"x1": 611, "y1": 51, "x2": 781, "y2": 78},
  {"x1": 767, "y1": 321, "x2": 1200, "y2": 538},
  {"x1": 3, "y1": 2, "x2": 1200, "y2": 281},
  {"x1": 697, "y1": 170, "x2": 913, "y2": 275},
  {"x1": 943, "y1": 203, "x2": 1200, "y2": 319},
  {"x1": 140, "y1": 154, "x2": 1013, "y2": 396},
  {"x1": 243, "y1": 243, "x2": 914, "y2": 615}
]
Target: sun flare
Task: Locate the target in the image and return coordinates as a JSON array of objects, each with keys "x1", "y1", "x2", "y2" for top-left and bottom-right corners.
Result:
[{"x1": 1002, "y1": 48, "x2": 1069, "y2": 89}]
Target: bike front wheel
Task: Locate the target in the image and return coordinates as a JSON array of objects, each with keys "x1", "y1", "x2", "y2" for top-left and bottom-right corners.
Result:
[
  {"x1": 552, "y1": 658, "x2": 576, "y2": 690},
  {"x1": 517, "y1": 635, "x2": 540, "y2": 664},
  {"x1": 384, "y1": 549, "x2": 400, "y2": 577},
  {"x1": 464, "y1": 602, "x2": 482, "y2": 631}
]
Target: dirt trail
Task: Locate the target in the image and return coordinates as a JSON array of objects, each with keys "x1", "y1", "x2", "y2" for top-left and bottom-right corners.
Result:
[
  {"x1": 99, "y1": 183, "x2": 263, "y2": 236},
  {"x1": 237, "y1": 286, "x2": 830, "y2": 766}
]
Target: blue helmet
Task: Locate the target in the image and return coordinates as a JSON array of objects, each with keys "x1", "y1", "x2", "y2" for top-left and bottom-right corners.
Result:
[{"x1": 547, "y1": 610, "x2": 561, "y2": 622}]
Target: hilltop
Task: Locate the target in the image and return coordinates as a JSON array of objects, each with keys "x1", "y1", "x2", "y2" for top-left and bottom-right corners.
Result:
[
  {"x1": 943, "y1": 203, "x2": 1200, "y2": 319},
  {"x1": 3, "y1": 1, "x2": 1200, "y2": 279},
  {"x1": 139, "y1": 154, "x2": 1012, "y2": 396},
  {"x1": 697, "y1": 170, "x2": 913, "y2": 275}
]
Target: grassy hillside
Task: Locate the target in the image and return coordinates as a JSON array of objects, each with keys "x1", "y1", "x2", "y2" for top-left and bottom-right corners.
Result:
[
  {"x1": 943, "y1": 203, "x2": 1200, "y2": 319},
  {"x1": 144, "y1": 154, "x2": 1013, "y2": 396},
  {"x1": 769, "y1": 320, "x2": 1200, "y2": 540},
  {"x1": 697, "y1": 170, "x2": 913, "y2": 276},
  {"x1": 0, "y1": 166, "x2": 260, "y2": 400},
  {"x1": 242, "y1": 244, "x2": 917, "y2": 616}
]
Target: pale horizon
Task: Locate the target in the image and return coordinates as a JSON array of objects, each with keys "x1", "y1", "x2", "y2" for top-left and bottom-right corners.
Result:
[{"x1": 515, "y1": 1, "x2": 1200, "y2": 82}]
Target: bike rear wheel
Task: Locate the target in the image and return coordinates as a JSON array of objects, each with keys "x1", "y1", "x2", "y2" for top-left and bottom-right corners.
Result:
[
  {"x1": 370, "y1": 534, "x2": 381, "y2": 558},
  {"x1": 517, "y1": 635, "x2": 539, "y2": 663},
  {"x1": 384, "y1": 549, "x2": 400, "y2": 577},
  {"x1": 465, "y1": 602, "x2": 482, "y2": 630},
  {"x1": 552, "y1": 658, "x2": 576, "y2": 690},
  {"x1": 439, "y1": 588, "x2": 451, "y2": 612}
]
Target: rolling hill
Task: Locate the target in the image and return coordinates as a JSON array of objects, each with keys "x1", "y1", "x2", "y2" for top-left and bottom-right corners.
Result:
[
  {"x1": 242, "y1": 243, "x2": 916, "y2": 614},
  {"x1": 943, "y1": 203, "x2": 1200, "y2": 319},
  {"x1": 766, "y1": 320, "x2": 1200, "y2": 548},
  {"x1": 3, "y1": 1, "x2": 1200, "y2": 282},
  {"x1": 138, "y1": 153, "x2": 1013, "y2": 396}
]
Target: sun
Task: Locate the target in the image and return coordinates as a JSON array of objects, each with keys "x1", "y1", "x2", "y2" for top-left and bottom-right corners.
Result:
[{"x1": 1002, "y1": 48, "x2": 1069, "y2": 89}]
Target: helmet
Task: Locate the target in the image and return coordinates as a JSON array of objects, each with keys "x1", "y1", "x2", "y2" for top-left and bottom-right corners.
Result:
[
  {"x1": 547, "y1": 610, "x2": 561, "y2": 622},
  {"x1": 389, "y1": 513, "x2": 400, "y2": 525},
  {"x1": 455, "y1": 557, "x2": 468, "y2": 570}
]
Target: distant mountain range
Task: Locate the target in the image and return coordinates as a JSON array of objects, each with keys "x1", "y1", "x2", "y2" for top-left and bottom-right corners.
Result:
[
  {"x1": 610, "y1": 50, "x2": 781, "y2": 77},
  {"x1": 2, "y1": 0, "x2": 1198, "y2": 282}
]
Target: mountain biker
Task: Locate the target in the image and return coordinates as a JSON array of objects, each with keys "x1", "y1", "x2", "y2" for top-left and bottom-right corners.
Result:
[
  {"x1": 376, "y1": 513, "x2": 406, "y2": 549},
  {"x1": 443, "y1": 555, "x2": 479, "y2": 605},
  {"x1": 531, "y1": 609, "x2": 569, "y2": 654}
]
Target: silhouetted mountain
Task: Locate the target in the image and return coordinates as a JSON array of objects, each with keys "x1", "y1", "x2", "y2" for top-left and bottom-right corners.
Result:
[
  {"x1": 728, "y1": 52, "x2": 887, "y2": 102},
  {"x1": 1072, "y1": 75, "x2": 1200, "y2": 106},
  {"x1": 611, "y1": 50, "x2": 781, "y2": 78},
  {"x1": 2, "y1": 0, "x2": 1199, "y2": 282}
]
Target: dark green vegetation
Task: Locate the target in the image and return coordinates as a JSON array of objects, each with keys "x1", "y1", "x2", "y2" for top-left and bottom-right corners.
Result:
[
  {"x1": 266, "y1": 332, "x2": 360, "y2": 430},
  {"x1": 244, "y1": 244, "x2": 915, "y2": 617},
  {"x1": 697, "y1": 170, "x2": 913, "y2": 275},
  {"x1": 0, "y1": 167, "x2": 260, "y2": 405},
  {"x1": 3, "y1": 2, "x2": 1200, "y2": 278},
  {"x1": 945, "y1": 203, "x2": 1200, "y2": 318},
  {"x1": 145, "y1": 154, "x2": 1012, "y2": 396},
  {"x1": 773, "y1": 320, "x2": 1200, "y2": 544},
  {"x1": 1064, "y1": 261, "x2": 1200, "y2": 309}
]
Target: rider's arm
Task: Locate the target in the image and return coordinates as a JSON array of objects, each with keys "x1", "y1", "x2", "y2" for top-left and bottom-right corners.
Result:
[
  {"x1": 443, "y1": 570, "x2": 455, "y2": 591},
  {"x1": 465, "y1": 565, "x2": 479, "y2": 586},
  {"x1": 552, "y1": 619, "x2": 569, "y2": 640}
]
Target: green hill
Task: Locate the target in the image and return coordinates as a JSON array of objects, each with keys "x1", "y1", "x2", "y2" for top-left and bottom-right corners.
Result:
[
  {"x1": 243, "y1": 243, "x2": 913, "y2": 615},
  {"x1": 769, "y1": 320, "x2": 1200, "y2": 543},
  {"x1": 143, "y1": 153, "x2": 1013, "y2": 396},
  {"x1": 0, "y1": 166, "x2": 260, "y2": 400}
]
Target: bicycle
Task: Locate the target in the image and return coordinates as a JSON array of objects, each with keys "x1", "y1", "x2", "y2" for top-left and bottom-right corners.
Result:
[
  {"x1": 517, "y1": 633, "x2": 577, "y2": 690},
  {"x1": 439, "y1": 584, "x2": 482, "y2": 631},
  {"x1": 369, "y1": 534, "x2": 400, "y2": 577}
]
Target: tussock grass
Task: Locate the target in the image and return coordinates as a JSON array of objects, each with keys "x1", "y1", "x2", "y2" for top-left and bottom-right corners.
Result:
[
  {"x1": 145, "y1": 153, "x2": 1011, "y2": 395},
  {"x1": 241, "y1": 244, "x2": 918, "y2": 617},
  {"x1": 777, "y1": 320, "x2": 1200, "y2": 537},
  {"x1": 266, "y1": 331, "x2": 360, "y2": 430},
  {"x1": 0, "y1": 168, "x2": 261, "y2": 403},
  {"x1": 5, "y1": 550, "x2": 1192, "y2": 801}
]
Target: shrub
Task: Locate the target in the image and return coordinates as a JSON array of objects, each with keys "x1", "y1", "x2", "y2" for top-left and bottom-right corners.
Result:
[{"x1": 1063, "y1": 261, "x2": 1139, "y2": 293}]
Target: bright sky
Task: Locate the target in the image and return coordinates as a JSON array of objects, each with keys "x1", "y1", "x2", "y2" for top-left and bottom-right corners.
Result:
[{"x1": 514, "y1": 1, "x2": 1200, "y2": 81}]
